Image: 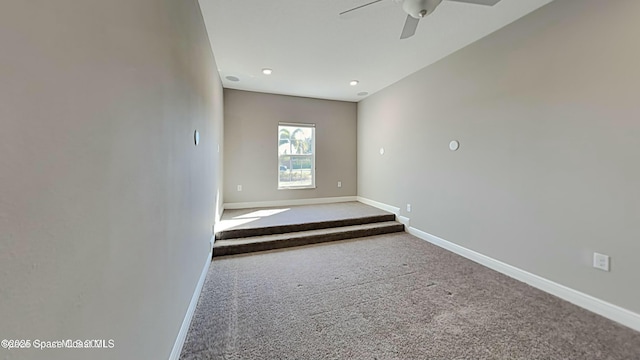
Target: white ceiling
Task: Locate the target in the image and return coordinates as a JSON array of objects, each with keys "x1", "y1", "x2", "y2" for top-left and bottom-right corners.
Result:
[{"x1": 198, "y1": 0, "x2": 553, "y2": 102}]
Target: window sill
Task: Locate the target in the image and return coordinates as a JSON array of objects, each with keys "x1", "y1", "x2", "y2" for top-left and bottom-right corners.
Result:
[{"x1": 277, "y1": 186, "x2": 317, "y2": 190}]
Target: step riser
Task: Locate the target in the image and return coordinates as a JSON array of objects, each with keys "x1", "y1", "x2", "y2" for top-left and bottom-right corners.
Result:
[
  {"x1": 216, "y1": 214, "x2": 396, "y2": 240},
  {"x1": 213, "y1": 224, "x2": 404, "y2": 257}
]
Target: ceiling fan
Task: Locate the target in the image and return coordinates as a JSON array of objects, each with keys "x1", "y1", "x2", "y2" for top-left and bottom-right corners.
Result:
[{"x1": 340, "y1": 0, "x2": 501, "y2": 39}]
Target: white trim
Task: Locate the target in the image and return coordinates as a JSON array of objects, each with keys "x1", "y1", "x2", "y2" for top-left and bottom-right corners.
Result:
[
  {"x1": 169, "y1": 237, "x2": 213, "y2": 360},
  {"x1": 408, "y1": 226, "x2": 640, "y2": 333},
  {"x1": 215, "y1": 204, "x2": 223, "y2": 224},
  {"x1": 279, "y1": 121, "x2": 315, "y2": 127},
  {"x1": 356, "y1": 196, "x2": 400, "y2": 216},
  {"x1": 278, "y1": 123, "x2": 316, "y2": 190},
  {"x1": 223, "y1": 196, "x2": 357, "y2": 210},
  {"x1": 398, "y1": 215, "x2": 410, "y2": 228},
  {"x1": 277, "y1": 185, "x2": 317, "y2": 190}
]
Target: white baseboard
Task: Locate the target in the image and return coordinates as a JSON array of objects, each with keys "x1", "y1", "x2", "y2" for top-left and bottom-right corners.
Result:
[
  {"x1": 169, "y1": 237, "x2": 213, "y2": 360},
  {"x1": 356, "y1": 196, "x2": 400, "y2": 215},
  {"x1": 223, "y1": 196, "x2": 357, "y2": 210},
  {"x1": 397, "y1": 215, "x2": 410, "y2": 228},
  {"x1": 408, "y1": 226, "x2": 640, "y2": 332},
  {"x1": 216, "y1": 205, "x2": 223, "y2": 224}
]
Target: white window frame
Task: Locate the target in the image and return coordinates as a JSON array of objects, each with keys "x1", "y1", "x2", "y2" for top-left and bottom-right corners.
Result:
[{"x1": 277, "y1": 122, "x2": 316, "y2": 190}]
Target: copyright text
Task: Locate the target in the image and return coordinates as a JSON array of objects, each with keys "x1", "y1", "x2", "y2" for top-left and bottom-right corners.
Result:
[{"x1": 2, "y1": 339, "x2": 115, "y2": 350}]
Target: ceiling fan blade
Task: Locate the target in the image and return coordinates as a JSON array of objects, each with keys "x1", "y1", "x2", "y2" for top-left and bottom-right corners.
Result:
[
  {"x1": 400, "y1": 14, "x2": 420, "y2": 39},
  {"x1": 446, "y1": 0, "x2": 501, "y2": 6},
  {"x1": 339, "y1": 0, "x2": 385, "y2": 18}
]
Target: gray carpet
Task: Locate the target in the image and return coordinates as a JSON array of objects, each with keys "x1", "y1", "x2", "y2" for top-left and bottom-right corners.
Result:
[
  {"x1": 217, "y1": 202, "x2": 392, "y2": 232},
  {"x1": 213, "y1": 221, "x2": 404, "y2": 257},
  {"x1": 180, "y1": 233, "x2": 640, "y2": 359}
]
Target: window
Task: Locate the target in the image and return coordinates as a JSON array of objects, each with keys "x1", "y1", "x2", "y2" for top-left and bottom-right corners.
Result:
[{"x1": 278, "y1": 123, "x2": 315, "y2": 189}]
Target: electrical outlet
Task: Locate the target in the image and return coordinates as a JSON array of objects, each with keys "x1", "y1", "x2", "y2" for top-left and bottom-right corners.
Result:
[
  {"x1": 406, "y1": 204, "x2": 411, "y2": 212},
  {"x1": 593, "y1": 252, "x2": 610, "y2": 272},
  {"x1": 237, "y1": 185, "x2": 242, "y2": 192},
  {"x1": 337, "y1": 181, "x2": 342, "y2": 188}
]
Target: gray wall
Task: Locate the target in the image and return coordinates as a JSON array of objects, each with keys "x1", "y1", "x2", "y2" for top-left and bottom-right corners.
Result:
[
  {"x1": 0, "y1": 1, "x2": 223, "y2": 359},
  {"x1": 358, "y1": 0, "x2": 640, "y2": 314},
  {"x1": 224, "y1": 89, "x2": 356, "y2": 204}
]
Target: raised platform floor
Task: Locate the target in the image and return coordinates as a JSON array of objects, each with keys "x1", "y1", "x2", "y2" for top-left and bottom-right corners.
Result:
[{"x1": 214, "y1": 201, "x2": 404, "y2": 257}]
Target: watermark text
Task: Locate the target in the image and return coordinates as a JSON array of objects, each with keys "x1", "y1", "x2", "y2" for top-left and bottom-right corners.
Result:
[{"x1": 2, "y1": 339, "x2": 114, "y2": 350}]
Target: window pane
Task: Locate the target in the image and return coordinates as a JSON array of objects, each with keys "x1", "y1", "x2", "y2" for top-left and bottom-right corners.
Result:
[{"x1": 278, "y1": 124, "x2": 314, "y2": 189}]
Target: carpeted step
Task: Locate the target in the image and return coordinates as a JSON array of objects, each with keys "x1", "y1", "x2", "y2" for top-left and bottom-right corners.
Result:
[
  {"x1": 213, "y1": 221, "x2": 404, "y2": 257},
  {"x1": 215, "y1": 213, "x2": 396, "y2": 240}
]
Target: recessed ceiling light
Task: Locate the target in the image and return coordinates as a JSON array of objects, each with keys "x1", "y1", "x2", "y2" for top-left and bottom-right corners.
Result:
[
  {"x1": 225, "y1": 75, "x2": 240, "y2": 82},
  {"x1": 357, "y1": 92, "x2": 369, "y2": 96},
  {"x1": 262, "y1": 68, "x2": 273, "y2": 75},
  {"x1": 350, "y1": 80, "x2": 359, "y2": 86}
]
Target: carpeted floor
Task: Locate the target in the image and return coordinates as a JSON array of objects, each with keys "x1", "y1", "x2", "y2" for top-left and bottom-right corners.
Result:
[
  {"x1": 217, "y1": 202, "x2": 391, "y2": 232},
  {"x1": 180, "y1": 233, "x2": 640, "y2": 359}
]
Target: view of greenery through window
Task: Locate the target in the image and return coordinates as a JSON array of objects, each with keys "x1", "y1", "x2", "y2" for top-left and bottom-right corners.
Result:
[{"x1": 278, "y1": 124, "x2": 315, "y2": 189}]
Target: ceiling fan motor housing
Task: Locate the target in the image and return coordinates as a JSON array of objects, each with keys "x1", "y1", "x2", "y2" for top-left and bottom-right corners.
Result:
[{"x1": 403, "y1": 0, "x2": 443, "y2": 19}]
